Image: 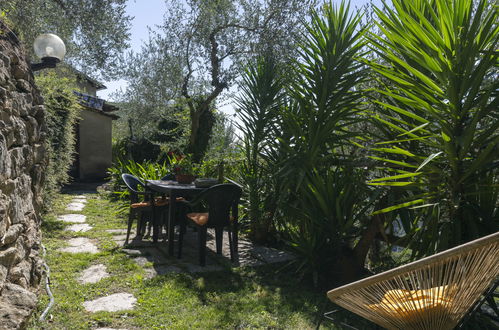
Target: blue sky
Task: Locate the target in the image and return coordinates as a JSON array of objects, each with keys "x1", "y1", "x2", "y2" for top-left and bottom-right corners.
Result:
[{"x1": 97, "y1": 0, "x2": 381, "y2": 104}]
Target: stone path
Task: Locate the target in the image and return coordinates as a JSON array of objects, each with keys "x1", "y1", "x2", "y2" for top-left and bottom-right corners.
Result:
[
  {"x1": 58, "y1": 214, "x2": 87, "y2": 223},
  {"x1": 66, "y1": 223, "x2": 93, "y2": 232},
  {"x1": 58, "y1": 237, "x2": 99, "y2": 254},
  {"x1": 53, "y1": 192, "x2": 294, "y2": 320},
  {"x1": 78, "y1": 264, "x2": 109, "y2": 284},
  {"x1": 82, "y1": 293, "x2": 137, "y2": 313},
  {"x1": 56, "y1": 195, "x2": 138, "y2": 315}
]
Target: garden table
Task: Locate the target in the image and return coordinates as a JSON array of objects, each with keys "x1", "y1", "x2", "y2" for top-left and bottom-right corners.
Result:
[{"x1": 145, "y1": 180, "x2": 204, "y2": 256}]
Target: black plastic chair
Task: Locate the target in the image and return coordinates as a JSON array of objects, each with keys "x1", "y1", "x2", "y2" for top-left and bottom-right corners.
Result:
[
  {"x1": 178, "y1": 183, "x2": 242, "y2": 266},
  {"x1": 160, "y1": 173, "x2": 175, "y2": 181},
  {"x1": 121, "y1": 174, "x2": 169, "y2": 245}
]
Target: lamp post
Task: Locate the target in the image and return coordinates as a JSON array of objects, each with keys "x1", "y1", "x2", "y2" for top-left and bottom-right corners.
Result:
[{"x1": 31, "y1": 33, "x2": 66, "y2": 71}]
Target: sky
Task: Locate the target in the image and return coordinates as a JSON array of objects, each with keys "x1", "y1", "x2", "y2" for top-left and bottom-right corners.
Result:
[{"x1": 97, "y1": 0, "x2": 381, "y2": 113}]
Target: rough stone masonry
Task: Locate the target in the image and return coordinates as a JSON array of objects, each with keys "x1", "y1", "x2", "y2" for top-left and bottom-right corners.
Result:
[{"x1": 0, "y1": 20, "x2": 47, "y2": 329}]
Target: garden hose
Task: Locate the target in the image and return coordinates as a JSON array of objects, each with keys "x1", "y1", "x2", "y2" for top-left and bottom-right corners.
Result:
[{"x1": 39, "y1": 244, "x2": 55, "y2": 321}]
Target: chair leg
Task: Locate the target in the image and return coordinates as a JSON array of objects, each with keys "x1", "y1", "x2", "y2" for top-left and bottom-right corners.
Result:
[
  {"x1": 198, "y1": 226, "x2": 207, "y2": 266},
  {"x1": 215, "y1": 227, "x2": 223, "y2": 254},
  {"x1": 178, "y1": 220, "x2": 186, "y2": 259},
  {"x1": 233, "y1": 223, "x2": 239, "y2": 257},
  {"x1": 125, "y1": 209, "x2": 134, "y2": 245},
  {"x1": 228, "y1": 227, "x2": 234, "y2": 262}
]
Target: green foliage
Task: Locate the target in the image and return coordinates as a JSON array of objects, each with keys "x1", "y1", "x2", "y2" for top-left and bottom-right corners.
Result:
[
  {"x1": 367, "y1": 0, "x2": 499, "y2": 256},
  {"x1": 170, "y1": 154, "x2": 200, "y2": 176},
  {"x1": 273, "y1": 1, "x2": 371, "y2": 284},
  {"x1": 117, "y1": 0, "x2": 315, "y2": 162},
  {"x1": 35, "y1": 70, "x2": 82, "y2": 206},
  {"x1": 2, "y1": 0, "x2": 131, "y2": 79},
  {"x1": 235, "y1": 53, "x2": 285, "y2": 242},
  {"x1": 107, "y1": 159, "x2": 170, "y2": 191}
]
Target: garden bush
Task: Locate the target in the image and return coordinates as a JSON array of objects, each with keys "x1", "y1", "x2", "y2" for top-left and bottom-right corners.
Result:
[{"x1": 35, "y1": 71, "x2": 82, "y2": 206}]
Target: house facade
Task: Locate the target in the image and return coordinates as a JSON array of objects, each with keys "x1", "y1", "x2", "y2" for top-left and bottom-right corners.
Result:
[{"x1": 70, "y1": 71, "x2": 118, "y2": 181}]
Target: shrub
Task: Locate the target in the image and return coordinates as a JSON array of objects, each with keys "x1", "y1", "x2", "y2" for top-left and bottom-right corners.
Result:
[{"x1": 35, "y1": 71, "x2": 82, "y2": 206}]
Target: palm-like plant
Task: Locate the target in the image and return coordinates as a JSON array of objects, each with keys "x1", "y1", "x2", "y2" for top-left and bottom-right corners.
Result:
[
  {"x1": 367, "y1": 0, "x2": 499, "y2": 255},
  {"x1": 235, "y1": 54, "x2": 285, "y2": 242},
  {"x1": 272, "y1": 1, "x2": 384, "y2": 285}
]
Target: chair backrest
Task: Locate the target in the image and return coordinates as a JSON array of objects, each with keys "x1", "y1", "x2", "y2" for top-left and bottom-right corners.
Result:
[
  {"x1": 121, "y1": 173, "x2": 145, "y2": 193},
  {"x1": 327, "y1": 231, "x2": 499, "y2": 330},
  {"x1": 195, "y1": 183, "x2": 242, "y2": 227},
  {"x1": 161, "y1": 173, "x2": 175, "y2": 181}
]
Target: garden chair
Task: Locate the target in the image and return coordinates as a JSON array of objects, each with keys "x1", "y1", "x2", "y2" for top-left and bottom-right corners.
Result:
[
  {"x1": 160, "y1": 173, "x2": 175, "y2": 181},
  {"x1": 323, "y1": 231, "x2": 499, "y2": 329},
  {"x1": 177, "y1": 183, "x2": 242, "y2": 266},
  {"x1": 121, "y1": 174, "x2": 169, "y2": 245}
]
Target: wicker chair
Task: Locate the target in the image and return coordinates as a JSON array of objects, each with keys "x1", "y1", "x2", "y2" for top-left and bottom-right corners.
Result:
[{"x1": 326, "y1": 231, "x2": 499, "y2": 330}]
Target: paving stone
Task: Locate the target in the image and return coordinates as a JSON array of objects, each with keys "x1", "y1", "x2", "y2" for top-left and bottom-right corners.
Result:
[
  {"x1": 66, "y1": 202, "x2": 85, "y2": 211},
  {"x1": 74, "y1": 195, "x2": 87, "y2": 199},
  {"x1": 144, "y1": 265, "x2": 183, "y2": 278},
  {"x1": 132, "y1": 251, "x2": 169, "y2": 266},
  {"x1": 186, "y1": 263, "x2": 224, "y2": 273},
  {"x1": 78, "y1": 264, "x2": 109, "y2": 284},
  {"x1": 58, "y1": 237, "x2": 99, "y2": 254},
  {"x1": 66, "y1": 223, "x2": 93, "y2": 233},
  {"x1": 83, "y1": 293, "x2": 137, "y2": 313},
  {"x1": 58, "y1": 214, "x2": 87, "y2": 223},
  {"x1": 122, "y1": 248, "x2": 142, "y2": 256},
  {"x1": 252, "y1": 246, "x2": 294, "y2": 264},
  {"x1": 117, "y1": 239, "x2": 154, "y2": 248},
  {"x1": 71, "y1": 198, "x2": 87, "y2": 204}
]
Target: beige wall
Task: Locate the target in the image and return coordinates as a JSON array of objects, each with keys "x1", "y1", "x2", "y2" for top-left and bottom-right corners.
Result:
[{"x1": 78, "y1": 109, "x2": 113, "y2": 180}]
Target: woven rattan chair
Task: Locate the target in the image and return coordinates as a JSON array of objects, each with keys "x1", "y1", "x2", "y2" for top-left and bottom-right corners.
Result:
[{"x1": 326, "y1": 231, "x2": 499, "y2": 330}]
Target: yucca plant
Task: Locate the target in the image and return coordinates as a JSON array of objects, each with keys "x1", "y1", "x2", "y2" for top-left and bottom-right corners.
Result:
[
  {"x1": 367, "y1": 0, "x2": 499, "y2": 256},
  {"x1": 271, "y1": 1, "x2": 386, "y2": 286},
  {"x1": 235, "y1": 53, "x2": 286, "y2": 242}
]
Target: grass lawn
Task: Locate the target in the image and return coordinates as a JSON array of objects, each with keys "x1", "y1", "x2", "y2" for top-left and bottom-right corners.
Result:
[{"x1": 27, "y1": 191, "x2": 349, "y2": 329}]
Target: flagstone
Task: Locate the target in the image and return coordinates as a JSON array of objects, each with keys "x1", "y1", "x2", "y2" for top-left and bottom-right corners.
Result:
[
  {"x1": 83, "y1": 293, "x2": 137, "y2": 313},
  {"x1": 66, "y1": 223, "x2": 93, "y2": 232},
  {"x1": 66, "y1": 202, "x2": 85, "y2": 211},
  {"x1": 58, "y1": 237, "x2": 99, "y2": 254},
  {"x1": 71, "y1": 198, "x2": 87, "y2": 204},
  {"x1": 58, "y1": 214, "x2": 87, "y2": 223},
  {"x1": 78, "y1": 264, "x2": 109, "y2": 284}
]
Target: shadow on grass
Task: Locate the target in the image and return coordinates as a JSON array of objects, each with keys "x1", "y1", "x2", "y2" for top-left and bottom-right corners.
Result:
[{"x1": 41, "y1": 215, "x2": 65, "y2": 238}]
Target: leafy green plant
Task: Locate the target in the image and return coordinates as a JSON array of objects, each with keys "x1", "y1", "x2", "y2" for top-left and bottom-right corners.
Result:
[
  {"x1": 235, "y1": 53, "x2": 285, "y2": 242},
  {"x1": 35, "y1": 70, "x2": 82, "y2": 206},
  {"x1": 107, "y1": 159, "x2": 171, "y2": 202},
  {"x1": 270, "y1": 1, "x2": 378, "y2": 286},
  {"x1": 367, "y1": 0, "x2": 499, "y2": 256},
  {"x1": 171, "y1": 154, "x2": 200, "y2": 176}
]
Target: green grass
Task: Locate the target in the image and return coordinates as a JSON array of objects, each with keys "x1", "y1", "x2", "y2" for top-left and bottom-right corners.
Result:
[{"x1": 28, "y1": 191, "x2": 351, "y2": 329}]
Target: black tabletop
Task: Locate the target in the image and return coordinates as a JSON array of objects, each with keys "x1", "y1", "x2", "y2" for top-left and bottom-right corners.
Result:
[{"x1": 146, "y1": 180, "x2": 205, "y2": 194}]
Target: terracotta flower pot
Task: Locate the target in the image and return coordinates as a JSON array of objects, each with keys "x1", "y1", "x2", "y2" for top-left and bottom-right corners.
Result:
[{"x1": 176, "y1": 174, "x2": 195, "y2": 184}]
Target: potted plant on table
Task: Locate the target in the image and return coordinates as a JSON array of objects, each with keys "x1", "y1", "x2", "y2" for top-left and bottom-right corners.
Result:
[{"x1": 172, "y1": 154, "x2": 198, "y2": 184}]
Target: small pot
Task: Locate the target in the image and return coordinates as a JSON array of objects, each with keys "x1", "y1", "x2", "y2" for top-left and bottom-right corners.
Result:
[{"x1": 176, "y1": 174, "x2": 195, "y2": 184}]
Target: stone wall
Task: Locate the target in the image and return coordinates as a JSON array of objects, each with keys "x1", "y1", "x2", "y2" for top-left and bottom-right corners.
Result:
[{"x1": 0, "y1": 21, "x2": 46, "y2": 329}]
